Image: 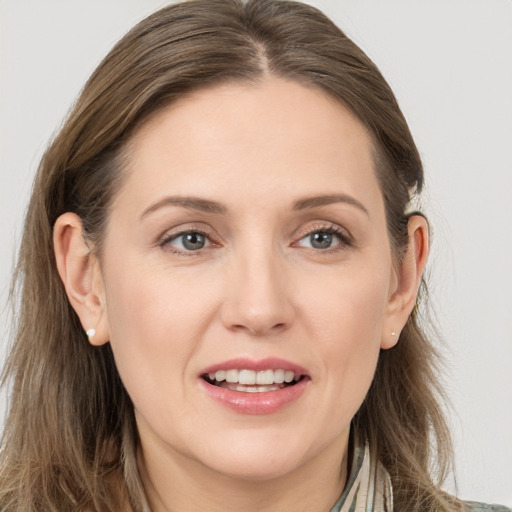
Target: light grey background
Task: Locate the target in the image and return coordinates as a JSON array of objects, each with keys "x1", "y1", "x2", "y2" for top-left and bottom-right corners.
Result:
[{"x1": 1, "y1": 0, "x2": 511, "y2": 506}]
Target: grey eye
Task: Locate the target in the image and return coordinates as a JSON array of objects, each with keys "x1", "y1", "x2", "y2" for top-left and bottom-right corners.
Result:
[
  {"x1": 309, "y1": 232, "x2": 334, "y2": 249},
  {"x1": 297, "y1": 230, "x2": 341, "y2": 250},
  {"x1": 170, "y1": 232, "x2": 209, "y2": 251},
  {"x1": 182, "y1": 233, "x2": 206, "y2": 250}
]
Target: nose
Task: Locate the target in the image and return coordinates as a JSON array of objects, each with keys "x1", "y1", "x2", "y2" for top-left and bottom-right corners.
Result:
[{"x1": 220, "y1": 247, "x2": 295, "y2": 337}]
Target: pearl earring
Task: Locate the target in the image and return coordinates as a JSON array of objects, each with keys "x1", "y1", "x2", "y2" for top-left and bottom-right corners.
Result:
[
  {"x1": 86, "y1": 328, "x2": 96, "y2": 339},
  {"x1": 391, "y1": 331, "x2": 396, "y2": 336}
]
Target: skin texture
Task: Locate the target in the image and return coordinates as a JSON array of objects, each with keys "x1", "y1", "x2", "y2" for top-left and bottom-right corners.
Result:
[{"x1": 54, "y1": 77, "x2": 428, "y2": 512}]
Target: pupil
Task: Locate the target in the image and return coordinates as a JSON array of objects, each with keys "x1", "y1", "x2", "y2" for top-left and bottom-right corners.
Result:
[
  {"x1": 183, "y1": 233, "x2": 205, "y2": 250},
  {"x1": 311, "y1": 232, "x2": 332, "y2": 249}
]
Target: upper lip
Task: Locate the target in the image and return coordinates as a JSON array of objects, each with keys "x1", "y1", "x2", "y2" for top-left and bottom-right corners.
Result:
[{"x1": 200, "y1": 357, "x2": 308, "y2": 377}]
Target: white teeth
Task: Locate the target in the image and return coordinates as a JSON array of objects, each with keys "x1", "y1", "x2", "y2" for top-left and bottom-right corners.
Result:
[
  {"x1": 225, "y1": 370, "x2": 238, "y2": 383},
  {"x1": 233, "y1": 384, "x2": 282, "y2": 393},
  {"x1": 273, "y1": 369, "x2": 285, "y2": 384},
  {"x1": 237, "y1": 385, "x2": 257, "y2": 392},
  {"x1": 239, "y1": 369, "x2": 256, "y2": 385},
  {"x1": 215, "y1": 370, "x2": 227, "y2": 382},
  {"x1": 207, "y1": 369, "x2": 302, "y2": 385},
  {"x1": 256, "y1": 369, "x2": 274, "y2": 385}
]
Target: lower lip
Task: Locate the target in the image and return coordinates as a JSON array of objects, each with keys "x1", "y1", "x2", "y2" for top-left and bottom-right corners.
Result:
[{"x1": 199, "y1": 378, "x2": 310, "y2": 415}]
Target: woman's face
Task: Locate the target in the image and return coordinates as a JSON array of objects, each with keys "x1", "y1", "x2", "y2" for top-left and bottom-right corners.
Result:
[{"x1": 98, "y1": 78, "x2": 400, "y2": 481}]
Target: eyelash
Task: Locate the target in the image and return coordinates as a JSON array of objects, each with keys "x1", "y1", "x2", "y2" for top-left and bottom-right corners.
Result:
[
  {"x1": 294, "y1": 224, "x2": 352, "y2": 252},
  {"x1": 159, "y1": 228, "x2": 216, "y2": 256},
  {"x1": 159, "y1": 224, "x2": 352, "y2": 256}
]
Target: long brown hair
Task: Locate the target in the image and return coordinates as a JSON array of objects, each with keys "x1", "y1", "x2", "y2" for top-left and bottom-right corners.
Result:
[{"x1": 1, "y1": 1, "x2": 461, "y2": 510}]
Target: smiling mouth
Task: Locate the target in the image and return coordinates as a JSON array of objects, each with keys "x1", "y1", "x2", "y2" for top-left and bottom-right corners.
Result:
[{"x1": 202, "y1": 369, "x2": 305, "y2": 393}]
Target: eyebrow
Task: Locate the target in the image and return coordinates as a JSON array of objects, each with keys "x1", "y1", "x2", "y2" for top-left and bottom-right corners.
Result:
[
  {"x1": 293, "y1": 194, "x2": 369, "y2": 216},
  {"x1": 140, "y1": 192, "x2": 368, "y2": 220},
  {"x1": 140, "y1": 196, "x2": 227, "y2": 219}
]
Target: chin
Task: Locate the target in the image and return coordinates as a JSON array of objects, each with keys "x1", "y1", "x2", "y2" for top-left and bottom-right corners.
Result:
[
  {"x1": 204, "y1": 451, "x2": 305, "y2": 483},
  {"x1": 186, "y1": 428, "x2": 324, "y2": 483}
]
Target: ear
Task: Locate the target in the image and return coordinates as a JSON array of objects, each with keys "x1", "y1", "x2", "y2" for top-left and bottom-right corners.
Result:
[
  {"x1": 53, "y1": 212, "x2": 110, "y2": 346},
  {"x1": 381, "y1": 214, "x2": 429, "y2": 349}
]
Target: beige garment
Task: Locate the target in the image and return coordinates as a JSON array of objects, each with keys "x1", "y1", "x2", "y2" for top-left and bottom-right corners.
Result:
[{"x1": 330, "y1": 442, "x2": 393, "y2": 512}]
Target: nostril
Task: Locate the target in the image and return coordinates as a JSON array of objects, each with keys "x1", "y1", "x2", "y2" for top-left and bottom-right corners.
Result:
[{"x1": 229, "y1": 323, "x2": 285, "y2": 335}]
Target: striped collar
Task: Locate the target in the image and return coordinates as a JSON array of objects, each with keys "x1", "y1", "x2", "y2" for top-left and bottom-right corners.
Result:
[{"x1": 330, "y1": 442, "x2": 393, "y2": 512}]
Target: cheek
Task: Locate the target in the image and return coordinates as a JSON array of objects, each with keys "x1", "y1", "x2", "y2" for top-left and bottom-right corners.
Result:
[
  {"x1": 101, "y1": 261, "x2": 219, "y2": 407},
  {"x1": 301, "y1": 261, "x2": 391, "y2": 410},
  {"x1": 301, "y1": 259, "x2": 391, "y2": 346}
]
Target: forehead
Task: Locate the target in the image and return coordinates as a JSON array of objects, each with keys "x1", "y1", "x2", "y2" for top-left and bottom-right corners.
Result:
[{"x1": 118, "y1": 77, "x2": 382, "y2": 215}]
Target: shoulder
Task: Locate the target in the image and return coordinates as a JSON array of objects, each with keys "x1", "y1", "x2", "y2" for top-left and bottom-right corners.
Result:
[{"x1": 464, "y1": 501, "x2": 512, "y2": 512}]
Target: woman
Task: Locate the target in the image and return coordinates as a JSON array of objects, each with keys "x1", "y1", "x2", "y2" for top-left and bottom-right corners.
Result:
[{"x1": 0, "y1": 1, "x2": 509, "y2": 511}]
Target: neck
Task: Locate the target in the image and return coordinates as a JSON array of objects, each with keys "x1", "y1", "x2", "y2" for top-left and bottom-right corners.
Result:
[{"x1": 137, "y1": 431, "x2": 349, "y2": 512}]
